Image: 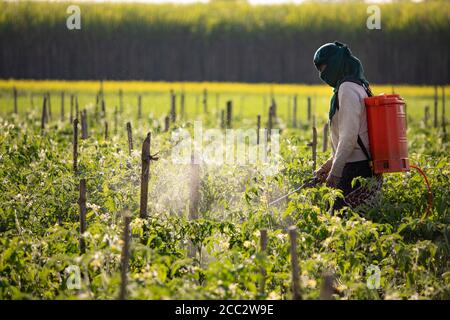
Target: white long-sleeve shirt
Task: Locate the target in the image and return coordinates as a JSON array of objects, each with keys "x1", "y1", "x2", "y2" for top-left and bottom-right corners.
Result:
[{"x1": 321, "y1": 81, "x2": 371, "y2": 177}]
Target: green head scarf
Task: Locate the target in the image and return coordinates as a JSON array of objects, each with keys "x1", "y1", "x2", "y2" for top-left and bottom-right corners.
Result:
[{"x1": 313, "y1": 41, "x2": 369, "y2": 120}]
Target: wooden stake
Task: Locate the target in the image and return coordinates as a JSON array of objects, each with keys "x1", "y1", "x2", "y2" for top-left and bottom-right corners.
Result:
[
  {"x1": 203, "y1": 88, "x2": 208, "y2": 114},
  {"x1": 424, "y1": 106, "x2": 429, "y2": 127},
  {"x1": 259, "y1": 229, "x2": 268, "y2": 297},
  {"x1": 288, "y1": 226, "x2": 302, "y2": 300},
  {"x1": 434, "y1": 85, "x2": 438, "y2": 128},
  {"x1": 47, "y1": 92, "x2": 52, "y2": 120},
  {"x1": 189, "y1": 154, "x2": 200, "y2": 221},
  {"x1": 307, "y1": 96, "x2": 311, "y2": 123},
  {"x1": 70, "y1": 94, "x2": 74, "y2": 123},
  {"x1": 257, "y1": 115, "x2": 261, "y2": 145},
  {"x1": 101, "y1": 98, "x2": 106, "y2": 118},
  {"x1": 170, "y1": 90, "x2": 176, "y2": 122},
  {"x1": 220, "y1": 109, "x2": 225, "y2": 129},
  {"x1": 323, "y1": 123, "x2": 329, "y2": 152},
  {"x1": 78, "y1": 179, "x2": 87, "y2": 253},
  {"x1": 312, "y1": 126, "x2": 317, "y2": 171},
  {"x1": 81, "y1": 109, "x2": 88, "y2": 140},
  {"x1": 119, "y1": 89, "x2": 123, "y2": 114},
  {"x1": 114, "y1": 106, "x2": 118, "y2": 134},
  {"x1": 41, "y1": 95, "x2": 47, "y2": 131},
  {"x1": 13, "y1": 87, "x2": 17, "y2": 114},
  {"x1": 60, "y1": 92, "x2": 65, "y2": 122},
  {"x1": 95, "y1": 92, "x2": 99, "y2": 120},
  {"x1": 119, "y1": 214, "x2": 131, "y2": 300},
  {"x1": 271, "y1": 98, "x2": 277, "y2": 118},
  {"x1": 320, "y1": 272, "x2": 335, "y2": 300},
  {"x1": 126, "y1": 122, "x2": 133, "y2": 155},
  {"x1": 140, "y1": 133, "x2": 151, "y2": 219},
  {"x1": 180, "y1": 92, "x2": 185, "y2": 120},
  {"x1": 442, "y1": 86, "x2": 446, "y2": 139},
  {"x1": 287, "y1": 96, "x2": 291, "y2": 127},
  {"x1": 137, "y1": 95, "x2": 142, "y2": 119},
  {"x1": 75, "y1": 96, "x2": 79, "y2": 120},
  {"x1": 293, "y1": 95, "x2": 297, "y2": 128},
  {"x1": 268, "y1": 105, "x2": 274, "y2": 140},
  {"x1": 226, "y1": 100, "x2": 233, "y2": 128},
  {"x1": 104, "y1": 121, "x2": 108, "y2": 140},
  {"x1": 73, "y1": 119, "x2": 79, "y2": 174},
  {"x1": 164, "y1": 115, "x2": 170, "y2": 132},
  {"x1": 188, "y1": 154, "x2": 200, "y2": 259}
]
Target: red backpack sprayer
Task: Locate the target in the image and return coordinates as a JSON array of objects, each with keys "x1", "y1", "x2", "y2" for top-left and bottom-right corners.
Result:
[{"x1": 270, "y1": 93, "x2": 433, "y2": 217}]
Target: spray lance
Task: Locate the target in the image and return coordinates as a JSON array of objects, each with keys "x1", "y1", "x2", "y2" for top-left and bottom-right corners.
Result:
[{"x1": 268, "y1": 176, "x2": 320, "y2": 206}]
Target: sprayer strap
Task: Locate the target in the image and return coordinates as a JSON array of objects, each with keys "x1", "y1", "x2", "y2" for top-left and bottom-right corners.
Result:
[{"x1": 357, "y1": 135, "x2": 371, "y2": 161}]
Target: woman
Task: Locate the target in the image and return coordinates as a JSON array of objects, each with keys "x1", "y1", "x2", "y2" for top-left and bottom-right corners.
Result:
[{"x1": 313, "y1": 41, "x2": 380, "y2": 211}]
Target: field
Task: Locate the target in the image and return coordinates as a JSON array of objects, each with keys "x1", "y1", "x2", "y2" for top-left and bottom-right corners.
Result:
[{"x1": 0, "y1": 80, "x2": 449, "y2": 300}]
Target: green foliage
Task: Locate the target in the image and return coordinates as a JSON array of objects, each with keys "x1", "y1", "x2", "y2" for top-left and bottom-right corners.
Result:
[{"x1": 0, "y1": 84, "x2": 448, "y2": 300}]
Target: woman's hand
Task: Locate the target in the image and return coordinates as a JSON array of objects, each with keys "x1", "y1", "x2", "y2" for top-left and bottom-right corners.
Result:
[
  {"x1": 326, "y1": 174, "x2": 341, "y2": 188},
  {"x1": 314, "y1": 165, "x2": 330, "y2": 183}
]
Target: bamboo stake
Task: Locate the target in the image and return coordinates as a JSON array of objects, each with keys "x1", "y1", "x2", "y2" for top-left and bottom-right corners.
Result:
[
  {"x1": 288, "y1": 226, "x2": 302, "y2": 300},
  {"x1": 78, "y1": 179, "x2": 87, "y2": 253}
]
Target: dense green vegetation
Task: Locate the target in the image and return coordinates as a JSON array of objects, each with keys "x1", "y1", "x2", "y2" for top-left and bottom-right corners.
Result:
[
  {"x1": 1, "y1": 1, "x2": 449, "y2": 82},
  {"x1": 0, "y1": 82, "x2": 448, "y2": 299}
]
